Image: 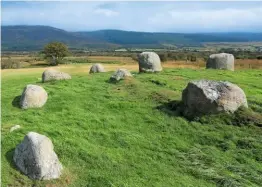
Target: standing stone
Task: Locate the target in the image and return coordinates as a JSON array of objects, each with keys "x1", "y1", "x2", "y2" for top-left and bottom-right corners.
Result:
[
  {"x1": 13, "y1": 132, "x2": 63, "y2": 180},
  {"x1": 89, "y1": 64, "x2": 106, "y2": 73},
  {"x1": 138, "y1": 52, "x2": 162, "y2": 72},
  {"x1": 110, "y1": 69, "x2": 132, "y2": 82},
  {"x1": 182, "y1": 80, "x2": 248, "y2": 116},
  {"x1": 206, "y1": 53, "x2": 234, "y2": 71},
  {"x1": 42, "y1": 69, "x2": 71, "y2": 82},
  {"x1": 20, "y1": 85, "x2": 48, "y2": 109}
]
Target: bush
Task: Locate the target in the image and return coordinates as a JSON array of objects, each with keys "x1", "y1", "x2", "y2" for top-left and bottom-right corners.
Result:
[
  {"x1": 1, "y1": 59, "x2": 21, "y2": 69},
  {"x1": 130, "y1": 54, "x2": 138, "y2": 62},
  {"x1": 158, "y1": 53, "x2": 168, "y2": 62},
  {"x1": 190, "y1": 55, "x2": 197, "y2": 62}
]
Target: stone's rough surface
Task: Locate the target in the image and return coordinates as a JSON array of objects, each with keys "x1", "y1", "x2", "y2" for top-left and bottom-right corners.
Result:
[
  {"x1": 182, "y1": 80, "x2": 248, "y2": 116},
  {"x1": 13, "y1": 132, "x2": 63, "y2": 180},
  {"x1": 138, "y1": 52, "x2": 162, "y2": 72},
  {"x1": 206, "y1": 53, "x2": 234, "y2": 71},
  {"x1": 20, "y1": 85, "x2": 48, "y2": 109},
  {"x1": 110, "y1": 69, "x2": 132, "y2": 82},
  {"x1": 42, "y1": 69, "x2": 71, "y2": 82},
  {"x1": 89, "y1": 64, "x2": 106, "y2": 73},
  {"x1": 10, "y1": 125, "x2": 21, "y2": 132}
]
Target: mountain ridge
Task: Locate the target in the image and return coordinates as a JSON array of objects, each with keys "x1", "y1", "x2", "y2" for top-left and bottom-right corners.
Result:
[{"x1": 2, "y1": 25, "x2": 262, "y2": 51}]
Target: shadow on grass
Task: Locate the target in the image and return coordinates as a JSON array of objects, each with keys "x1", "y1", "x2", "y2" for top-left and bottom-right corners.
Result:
[
  {"x1": 5, "y1": 148, "x2": 17, "y2": 170},
  {"x1": 12, "y1": 95, "x2": 21, "y2": 108},
  {"x1": 106, "y1": 78, "x2": 120, "y2": 84},
  {"x1": 156, "y1": 100, "x2": 184, "y2": 117},
  {"x1": 156, "y1": 101, "x2": 262, "y2": 127}
]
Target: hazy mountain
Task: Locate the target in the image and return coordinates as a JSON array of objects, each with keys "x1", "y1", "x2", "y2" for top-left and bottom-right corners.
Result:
[
  {"x1": 1, "y1": 26, "x2": 118, "y2": 51},
  {"x1": 2, "y1": 25, "x2": 262, "y2": 51}
]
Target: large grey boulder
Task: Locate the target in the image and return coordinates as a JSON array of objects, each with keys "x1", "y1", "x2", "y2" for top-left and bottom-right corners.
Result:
[
  {"x1": 182, "y1": 80, "x2": 248, "y2": 116},
  {"x1": 138, "y1": 52, "x2": 162, "y2": 72},
  {"x1": 89, "y1": 64, "x2": 106, "y2": 73},
  {"x1": 13, "y1": 132, "x2": 63, "y2": 180},
  {"x1": 42, "y1": 69, "x2": 71, "y2": 82},
  {"x1": 20, "y1": 85, "x2": 48, "y2": 109},
  {"x1": 110, "y1": 69, "x2": 132, "y2": 82},
  {"x1": 206, "y1": 53, "x2": 234, "y2": 71}
]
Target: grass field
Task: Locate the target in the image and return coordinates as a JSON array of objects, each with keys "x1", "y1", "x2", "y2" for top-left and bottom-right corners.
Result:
[{"x1": 2, "y1": 64, "x2": 262, "y2": 186}]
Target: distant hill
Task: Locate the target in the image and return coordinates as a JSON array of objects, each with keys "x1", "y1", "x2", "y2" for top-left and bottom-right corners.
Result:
[
  {"x1": 2, "y1": 25, "x2": 262, "y2": 51},
  {"x1": 1, "y1": 26, "x2": 119, "y2": 51}
]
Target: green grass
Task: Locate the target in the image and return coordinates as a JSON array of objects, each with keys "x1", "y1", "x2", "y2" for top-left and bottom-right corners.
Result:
[{"x1": 2, "y1": 68, "x2": 262, "y2": 187}]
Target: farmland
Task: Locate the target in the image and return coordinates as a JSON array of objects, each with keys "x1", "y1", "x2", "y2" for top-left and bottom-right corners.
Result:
[{"x1": 2, "y1": 54, "x2": 262, "y2": 70}]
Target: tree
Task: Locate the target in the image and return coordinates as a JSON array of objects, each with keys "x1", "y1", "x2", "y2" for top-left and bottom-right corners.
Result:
[{"x1": 43, "y1": 42, "x2": 69, "y2": 66}]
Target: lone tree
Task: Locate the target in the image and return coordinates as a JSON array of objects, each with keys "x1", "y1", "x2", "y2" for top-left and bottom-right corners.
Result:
[{"x1": 43, "y1": 42, "x2": 69, "y2": 66}]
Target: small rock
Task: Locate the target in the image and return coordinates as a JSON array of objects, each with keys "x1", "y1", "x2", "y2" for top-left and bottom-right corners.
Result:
[
  {"x1": 89, "y1": 64, "x2": 106, "y2": 73},
  {"x1": 10, "y1": 125, "x2": 21, "y2": 132},
  {"x1": 109, "y1": 69, "x2": 132, "y2": 82},
  {"x1": 20, "y1": 84, "x2": 48, "y2": 109},
  {"x1": 13, "y1": 132, "x2": 63, "y2": 180}
]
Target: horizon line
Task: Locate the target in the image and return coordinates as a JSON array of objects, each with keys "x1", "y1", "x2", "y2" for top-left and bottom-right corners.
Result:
[{"x1": 2, "y1": 24, "x2": 262, "y2": 34}]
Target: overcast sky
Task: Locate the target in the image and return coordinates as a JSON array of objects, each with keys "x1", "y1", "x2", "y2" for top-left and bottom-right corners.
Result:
[{"x1": 2, "y1": 1, "x2": 262, "y2": 33}]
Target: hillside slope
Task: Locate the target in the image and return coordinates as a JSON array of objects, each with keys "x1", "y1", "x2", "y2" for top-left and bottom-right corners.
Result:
[
  {"x1": 2, "y1": 67, "x2": 262, "y2": 186},
  {"x1": 2, "y1": 25, "x2": 262, "y2": 51},
  {"x1": 1, "y1": 26, "x2": 118, "y2": 51}
]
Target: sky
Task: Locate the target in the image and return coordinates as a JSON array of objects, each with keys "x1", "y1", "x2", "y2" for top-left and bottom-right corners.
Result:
[{"x1": 2, "y1": 1, "x2": 262, "y2": 33}]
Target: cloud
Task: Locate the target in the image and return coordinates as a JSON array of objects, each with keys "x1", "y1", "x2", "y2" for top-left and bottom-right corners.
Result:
[
  {"x1": 1, "y1": 1, "x2": 262, "y2": 32},
  {"x1": 94, "y1": 8, "x2": 119, "y2": 17},
  {"x1": 147, "y1": 6, "x2": 262, "y2": 32}
]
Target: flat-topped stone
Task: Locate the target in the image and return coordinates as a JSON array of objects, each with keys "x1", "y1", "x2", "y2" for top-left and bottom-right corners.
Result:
[
  {"x1": 206, "y1": 53, "x2": 234, "y2": 71},
  {"x1": 42, "y1": 69, "x2": 71, "y2": 82}
]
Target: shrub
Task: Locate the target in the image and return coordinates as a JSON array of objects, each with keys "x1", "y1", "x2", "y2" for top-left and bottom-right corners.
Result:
[
  {"x1": 158, "y1": 53, "x2": 168, "y2": 62},
  {"x1": 1, "y1": 59, "x2": 21, "y2": 69},
  {"x1": 130, "y1": 54, "x2": 138, "y2": 62},
  {"x1": 43, "y1": 42, "x2": 69, "y2": 66},
  {"x1": 190, "y1": 55, "x2": 197, "y2": 62}
]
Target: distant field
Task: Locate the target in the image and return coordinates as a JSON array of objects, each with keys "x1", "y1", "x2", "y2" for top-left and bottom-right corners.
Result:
[
  {"x1": 2, "y1": 55, "x2": 262, "y2": 70},
  {"x1": 2, "y1": 65, "x2": 262, "y2": 186},
  {"x1": 204, "y1": 42, "x2": 262, "y2": 48},
  {"x1": 1, "y1": 63, "x2": 201, "y2": 78},
  {"x1": 66, "y1": 56, "x2": 137, "y2": 64}
]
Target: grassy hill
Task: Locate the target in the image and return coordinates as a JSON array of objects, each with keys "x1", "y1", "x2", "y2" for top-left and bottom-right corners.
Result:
[
  {"x1": 2, "y1": 65, "x2": 262, "y2": 186},
  {"x1": 2, "y1": 25, "x2": 262, "y2": 51}
]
